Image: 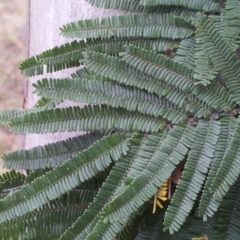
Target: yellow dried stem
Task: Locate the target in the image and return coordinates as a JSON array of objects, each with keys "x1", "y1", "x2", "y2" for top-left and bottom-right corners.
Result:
[
  {"x1": 152, "y1": 179, "x2": 168, "y2": 213},
  {"x1": 192, "y1": 235, "x2": 208, "y2": 240}
]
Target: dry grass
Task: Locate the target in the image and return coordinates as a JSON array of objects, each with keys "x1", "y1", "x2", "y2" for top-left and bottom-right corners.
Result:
[{"x1": 0, "y1": 0, "x2": 27, "y2": 173}]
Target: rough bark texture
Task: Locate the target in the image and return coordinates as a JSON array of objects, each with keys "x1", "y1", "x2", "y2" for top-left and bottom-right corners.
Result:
[{"x1": 25, "y1": 0, "x2": 122, "y2": 149}]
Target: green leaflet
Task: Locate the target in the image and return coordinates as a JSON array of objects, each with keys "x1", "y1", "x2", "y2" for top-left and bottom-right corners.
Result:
[
  {"x1": 197, "y1": 17, "x2": 240, "y2": 104},
  {"x1": 0, "y1": 189, "x2": 97, "y2": 239},
  {"x1": 164, "y1": 120, "x2": 221, "y2": 234},
  {"x1": 0, "y1": 109, "x2": 24, "y2": 126},
  {"x1": 210, "y1": 122, "x2": 240, "y2": 201},
  {"x1": 70, "y1": 67, "x2": 92, "y2": 79},
  {"x1": 3, "y1": 133, "x2": 104, "y2": 169},
  {"x1": 86, "y1": 0, "x2": 143, "y2": 12},
  {"x1": 139, "y1": 0, "x2": 219, "y2": 12},
  {"x1": 174, "y1": 37, "x2": 196, "y2": 68},
  {"x1": 122, "y1": 45, "x2": 232, "y2": 115},
  {"x1": 20, "y1": 40, "x2": 90, "y2": 77},
  {"x1": 0, "y1": 99, "x2": 62, "y2": 127},
  {"x1": 0, "y1": 171, "x2": 25, "y2": 193},
  {"x1": 19, "y1": 40, "x2": 88, "y2": 77},
  {"x1": 194, "y1": 29, "x2": 218, "y2": 86},
  {"x1": 19, "y1": 56, "x2": 44, "y2": 77},
  {"x1": 223, "y1": 0, "x2": 240, "y2": 50},
  {"x1": 122, "y1": 45, "x2": 195, "y2": 92},
  {"x1": 87, "y1": 38, "x2": 180, "y2": 55},
  {"x1": 111, "y1": 131, "x2": 169, "y2": 200},
  {"x1": 0, "y1": 133, "x2": 128, "y2": 224},
  {"x1": 198, "y1": 116, "x2": 237, "y2": 220},
  {"x1": 215, "y1": 176, "x2": 240, "y2": 239},
  {"x1": 33, "y1": 98, "x2": 62, "y2": 109},
  {"x1": 60, "y1": 13, "x2": 193, "y2": 39},
  {"x1": 24, "y1": 169, "x2": 52, "y2": 184},
  {"x1": 85, "y1": 0, "x2": 200, "y2": 18},
  {"x1": 9, "y1": 105, "x2": 166, "y2": 134}
]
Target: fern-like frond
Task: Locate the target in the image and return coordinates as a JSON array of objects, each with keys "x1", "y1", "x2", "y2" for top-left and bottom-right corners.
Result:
[
  {"x1": 174, "y1": 37, "x2": 196, "y2": 67},
  {"x1": 209, "y1": 10, "x2": 225, "y2": 33},
  {"x1": 0, "y1": 98, "x2": 64, "y2": 127},
  {"x1": 0, "y1": 109, "x2": 25, "y2": 126},
  {"x1": 191, "y1": 82, "x2": 233, "y2": 114},
  {"x1": 20, "y1": 57, "x2": 80, "y2": 77},
  {"x1": 122, "y1": 45, "x2": 233, "y2": 115},
  {"x1": 60, "y1": 13, "x2": 193, "y2": 39},
  {"x1": 101, "y1": 124, "x2": 195, "y2": 235},
  {"x1": 86, "y1": 0, "x2": 200, "y2": 19},
  {"x1": 33, "y1": 97, "x2": 62, "y2": 109},
  {"x1": 9, "y1": 105, "x2": 165, "y2": 134},
  {"x1": 0, "y1": 188, "x2": 97, "y2": 239},
  {"x1": 111, "y1": 131, "x2": 168, "y2": 201},
  {"x1": 25, "y1": 169, "x2": 52, "y2": 184},
  {"x1": 121, "y1": 45, "x2": 195, "y2": 92},
  {"x1": 215, "y1": 176, "x2": 240, "y2": 239},
  {"x1": 19, "y1": 40, "x2": 88, "y2": 77},
  {"x1": 197, "y1": 17, "x2": 240, "y2": 104},
  {"x1": 139, "y1": 0, "x2": 219, "y2": 12},
  {"x1": 194, "y1": 30, "x2": 218, "y2": 86},
  {"x1": 70, "y1": 67, "x2": 92, "y2": 79},
  {"x1": 19, "y1": 56, "x2": 44, "y2": 77},
  {"x1": 0, "y1": 171, "x2": 25, "y2": 193},
  {"x1": 86, "y1": 0, "x2": 143, "y2": 12},
  {"x1": 38, "y1": 40, "x2": 85, "y2": 66},
  {"x1": 3, "y1": 132, "x2": 104, "y2": 170},
  {"x1": 207, "y1": 82, "x2": 233, "y2": 112},
  {"x1": 198, "y1": 116, "x2": 237, "y2": 220},
  {"x1": 20, "y1": 38, "x2": 180, "y2": 77},
  {"x1": 89, "y1": 38, "x2": 180, "y2": 54},
  {"x1": 164, "y1": 120, "x2": 221, "y2": 234},
  {"x1": 223, "y1": 0, "x2": 240, "y2": 50},
  {"x1": 0, "y1": 133, "x2": 128, "y2": 223},
  {"x1": 142, "y1": 6, "x2": 201, "y2": 23},
  {"x1": 20, "y1": 39, "x2": 104, "y2": 77},
  {"x1": 33, "y1": 78, "x2": 186, "y2": 123},
  {"x1": 210, "y1": 121, "x2": 240, "y2": 202}
]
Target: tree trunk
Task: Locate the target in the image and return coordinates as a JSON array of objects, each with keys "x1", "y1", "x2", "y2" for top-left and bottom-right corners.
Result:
[{"x1": 25, "y1": 0, "x2": 122, "y2": 149}]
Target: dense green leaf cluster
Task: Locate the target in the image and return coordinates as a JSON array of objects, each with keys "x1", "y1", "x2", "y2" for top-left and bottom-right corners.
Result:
[{"x1": 1, "y1": 0, "x2": 240, "y2": 239}]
